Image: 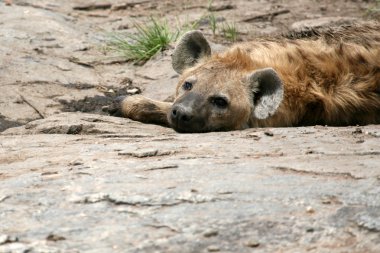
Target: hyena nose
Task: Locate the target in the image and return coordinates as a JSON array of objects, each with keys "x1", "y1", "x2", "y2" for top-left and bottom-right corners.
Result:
[{"x1": 171, "y1": 106, "x2": 193, "y2": 123}]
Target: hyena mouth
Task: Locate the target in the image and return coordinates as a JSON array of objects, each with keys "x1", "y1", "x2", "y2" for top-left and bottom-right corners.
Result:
[
  {"x1": 169, "y1": 119, "x2": 207, "y2": 133},
  {"x1": 168, "y1": 113, "x2": 207, "y2": 133}
]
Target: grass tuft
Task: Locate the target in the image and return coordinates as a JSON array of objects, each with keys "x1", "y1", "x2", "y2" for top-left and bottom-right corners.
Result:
[
  {"x1": 221, "y1": 22, "x2": 239, "y2": 42},
  {"x1": 180, "y1": 16, "x2": 200, "y2": 32},
  {"x1": 107, "y1": 17, "x2": 179, "y2": 63},
  {"x1": 366, "y1": 0, "x2": 380, "y2": 16},
  {"x1": 207, "y1": 0, "x2": 214, "y2": 10},
  {"x1": 208, "y1": 13, "x2": 218, "y2": 36},
  {"x1": 107, "y1": 3, "x2": 242, "y2": 63}
]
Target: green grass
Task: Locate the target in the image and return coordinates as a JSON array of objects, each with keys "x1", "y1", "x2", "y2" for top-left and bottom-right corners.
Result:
[
  {"x1": 221, "y1": 22, "x2": 239, "y2": 42},
  {"x1": 208, "y1": 13, "x2": 218, "y2": 36},
  {"x1": 205, "y1": 4, "x2": 239, "y2": 42},
  {"x1": 207, "y1": 0, "x2": 214, "y2": 10},
  {"x1": 107, "y1": 3, "x2": 241, "y2": 63},
  {"x1": 179, "y1": 16, "x2": 200, "y2": 32},
  {"x1": 366, "y1": 0, "x2": 380, "y2": 16},
  {"x1": 107, "y1": 18, "x2": 180, "y2": 63}
]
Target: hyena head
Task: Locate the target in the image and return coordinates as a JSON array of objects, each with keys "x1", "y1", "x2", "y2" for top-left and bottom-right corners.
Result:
[{"x1": 168, "y1": 31, "x2": 284, "y2": 133}]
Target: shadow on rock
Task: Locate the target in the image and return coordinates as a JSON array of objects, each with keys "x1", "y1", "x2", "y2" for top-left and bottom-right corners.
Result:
[
  {"x1": 58, "y1": 85, "x2": 141, "y2": 115},
  {"x1": 0, "y1": 114, "x2": 23, "y2": 132}
]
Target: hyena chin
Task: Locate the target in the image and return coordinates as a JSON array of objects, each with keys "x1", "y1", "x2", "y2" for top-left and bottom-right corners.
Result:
[{"x1": 113, "y1": 22, "x2": 380, "y2": 133}]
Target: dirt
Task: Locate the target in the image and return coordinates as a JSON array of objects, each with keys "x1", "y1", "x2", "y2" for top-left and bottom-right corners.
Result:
[
  {"x1": 59, "y1": 84, "x2": 141, "y2": 115},
  {"x1": 0, "y1": 0, "x2": 379, "y2": 252}
]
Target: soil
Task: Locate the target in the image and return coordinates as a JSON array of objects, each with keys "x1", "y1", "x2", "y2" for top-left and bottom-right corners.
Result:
[{"x1": 0, "y1": 1, "x2": 379, "y2": 252}]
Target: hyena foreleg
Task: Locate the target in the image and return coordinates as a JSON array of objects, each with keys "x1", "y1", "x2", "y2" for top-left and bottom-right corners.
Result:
[{"x1": 110, "y1": 95, "x2": 172, "y2": 127}]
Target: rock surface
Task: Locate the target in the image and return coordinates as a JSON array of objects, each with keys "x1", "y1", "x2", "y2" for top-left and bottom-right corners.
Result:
[
  {"x1": 290, "y1": 17, "x2": 358, "y2": 30},
  {"x1": 0, "y1": 0, "x2": 379, "y2": 252},
  {"x1": 1, "y1": 113, "x2": 380, "y2": 252}
]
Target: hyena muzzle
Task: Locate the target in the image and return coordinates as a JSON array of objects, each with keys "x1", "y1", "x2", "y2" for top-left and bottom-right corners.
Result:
[{"x1": 110, "y1": 22, "x2": 380, "y2": 133}]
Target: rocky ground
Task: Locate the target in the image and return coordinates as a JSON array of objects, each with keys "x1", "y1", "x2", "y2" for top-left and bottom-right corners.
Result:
[{"x1": 0, "y1": 0, "x2": 379, "y2": 252}]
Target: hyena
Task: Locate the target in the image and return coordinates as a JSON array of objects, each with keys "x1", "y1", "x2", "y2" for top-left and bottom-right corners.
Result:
[{"x1": 111, "y1": 22, "x2": 380, "y2": 133}]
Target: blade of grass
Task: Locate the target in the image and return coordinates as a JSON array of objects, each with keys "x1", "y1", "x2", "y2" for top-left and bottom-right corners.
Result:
[{"x1": 107, "y1": 17, "x2": 178, "y2": 63}]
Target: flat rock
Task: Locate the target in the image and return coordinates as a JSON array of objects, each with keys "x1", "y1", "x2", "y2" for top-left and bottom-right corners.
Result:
[
  {"x1": 134, "y1": 51, "x2": 179, "y2": 101},
  {"x1": 290, "y1": 17, "x2": 357, "y2": 30},
  {"x1": 1, "y1": 0, "x2": 379, "y2": 252},
  {"x1": 1, "y1": 112, "x2": 379, "y2": 252},
  {"x1": 0, "y1": 4, "x2": 104, "y2": 127}
]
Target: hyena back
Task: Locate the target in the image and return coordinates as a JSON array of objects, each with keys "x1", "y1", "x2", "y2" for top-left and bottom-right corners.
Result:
[{"x1": 115, "y1": 22, "x2": 380, "y2": 133}]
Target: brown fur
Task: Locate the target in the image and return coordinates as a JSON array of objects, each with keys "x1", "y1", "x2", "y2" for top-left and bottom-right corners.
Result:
[
  {"x1": 118, "y1": 22, "x2": 380, "y2": 132},
  {"x1": 246, "y1": 22, "x2": 380, "y2": 127}
]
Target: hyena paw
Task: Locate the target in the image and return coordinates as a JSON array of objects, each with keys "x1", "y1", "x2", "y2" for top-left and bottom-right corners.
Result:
[{"x1": 108, "y1": 96, "x2": 126, "y2": 117}]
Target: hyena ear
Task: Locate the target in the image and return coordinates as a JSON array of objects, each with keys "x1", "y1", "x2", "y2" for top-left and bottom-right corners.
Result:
[
  {"x1": 247, "y1": 68, "x2": 284, "y2": 119},
  {"x1": 172, "y1": 31, "x2": 211, "y2": 74}
]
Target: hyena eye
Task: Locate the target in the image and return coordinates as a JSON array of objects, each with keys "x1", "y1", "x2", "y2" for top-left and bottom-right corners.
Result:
[
  {"x1": 183, "y1": 81, "x2": 193, "y2": 91},
  {"x1": 211, "y1": 97, "x2": 228, "y2": 109}
]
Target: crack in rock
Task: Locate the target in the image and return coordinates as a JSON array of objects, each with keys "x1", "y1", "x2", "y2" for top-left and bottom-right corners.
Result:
[
  {"x1": 71, "y1": 193, "x2": 152, "y2": 206},
  {"x1": 0, "y1": 234, "x2": 18, "y2": 245},
  {"x1": 144, "y1": 165, "x2": 179, "y2": 171},
  {"x1": 118, "y1": 149, "x2": 175, "y2": 158},
  {"x1": 304, "y1": 151, "x2": 380, "y2": 156},
  {"x1": 273, "y1": 166, "x2": 363, "y2": 180},
  {"x1": 73, "y1": 3, "x2": 112, "y2": 11},
  {"x1": 71, "y1": 191, "x2": 221, "y2": 207},
  {"x1": 143, "y1": 223, "x2": 179, "y2": 233}
]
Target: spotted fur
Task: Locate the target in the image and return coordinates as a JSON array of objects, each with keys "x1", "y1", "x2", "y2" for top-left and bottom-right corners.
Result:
[{"x1": 116, "y1": 22, "x2": 380, "y2": 132}]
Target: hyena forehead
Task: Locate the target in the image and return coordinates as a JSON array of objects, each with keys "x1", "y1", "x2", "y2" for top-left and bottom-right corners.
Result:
[{"x1": 184, "y1": 64, "x2": 249, "y2": 92}]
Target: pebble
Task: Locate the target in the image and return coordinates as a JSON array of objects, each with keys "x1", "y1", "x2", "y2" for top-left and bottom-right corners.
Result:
[
  {"x1": 46, "y1": 233, "x2": 66, "y2": 241},
  {"x1": 244, "y1": 239, "x2": 260, "y2": 248},
  {"x1": 0, "y1": 195, "x2": 10, "y2": 203},
  {"x1": 306, "y1": 206, "x2": 315, "y2": 213},
  {"x1": 203, "y1": 229, "x2": 218, "y2": 238},
  {"x1": 264, "y1": 130, "x2": 274, "y2": 136},
  {"x1": 207, "y1": 245, "x2": 220, "y2": 252},
  {"x1": 126, "y1": 88, "x2": 140, "y2": 95}
]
